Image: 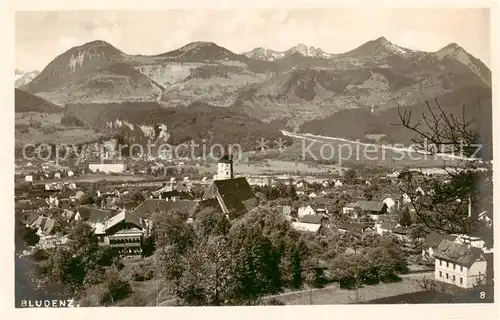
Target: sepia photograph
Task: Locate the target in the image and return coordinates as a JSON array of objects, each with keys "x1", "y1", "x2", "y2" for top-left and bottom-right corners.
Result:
[{"x1": 8, "y1": 3, "x2": 496, "y2": 313}]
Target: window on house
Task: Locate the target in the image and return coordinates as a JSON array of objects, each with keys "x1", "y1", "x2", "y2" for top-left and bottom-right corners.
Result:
[
  {"x1": 460, "y1": 266, "x2": 463, "y2": 272},
  {"x1": 439, "y1": 260, "x2": 442, "y2": 266},
  {"x1": 446, "y1": 273, "x2": 449, "y2": 279},
  {"x1": 452, "y1": 275, "x2": 456, "y2": 281},
  {"x1": 460, "y1": 278, "x2": 463, "y2": 285},
  {"x1": 446, "y1": 262, "x2": 449, "y2": 268},
  {"x1": 439, "y1": 271, "x2": 442, "y2": 277}
]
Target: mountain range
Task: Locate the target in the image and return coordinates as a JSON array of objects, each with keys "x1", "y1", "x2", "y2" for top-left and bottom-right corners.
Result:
[
  {"x1": 15, "y1": 36, "x2": 492, "y2": 154},
  {"x1": 15, "y1": 69, "x2": 40, "y2": 88}
]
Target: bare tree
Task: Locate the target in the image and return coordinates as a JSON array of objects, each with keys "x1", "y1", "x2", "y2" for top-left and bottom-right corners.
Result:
[{"x1": 397, "y1": 98, "x2": 492, "y2": 235}]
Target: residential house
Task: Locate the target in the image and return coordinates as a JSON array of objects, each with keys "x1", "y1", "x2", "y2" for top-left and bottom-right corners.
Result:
[
  {"x1": 131, "y1": 198, "x2": 202, "y2": 232},
  {"x1": 24, "y1": 212, "x2": 41, "y2": 228},
  {"x1": 454, "y1": 234, "x2": 487, "y2": 251},
  {"x1": 478, "y1": 211, "x2": 493, "y2": 228},
  {"x1": 96, "y1": 210, "x2": 146, "y2": 255},
  {"x1": 291, "y1": 215, "x2": 326, "y2": 234},
  {"x1": 312, "y1": 204, "x2": 329, "y2": 216},
  {"x1": 45, "y1": 195, "x2": 59, "y2": 208},
  {"x1": 334, "y1": 179, "x2": 343, "y2": 187},
  {"x1": 380, "y1": 194, "x2": 402, "y2": 213},
  {"x1": 276, "y1": 205, "x2": 293, "y2": 219},
  {"x1": 73, "y1": 191, "x2": 86, "y2": 201},
  {"x1": 25, "y1": 175, "x2": 33, "y2": 182},
  {"x1": 342, "y1": 203, "x2": 359, "y2": 219},
  {"x1": 61, "y1": 209, "x2": 81, "y2": 223},
  {"x1": 386, "y1": 171, "x2": 401, "y2": 179},
  {"x1": 422, "y1": 232, "x2": 457, "y2": 260},
  {"x1": 343, "y1": 200, "x2": 387, "y2": 220},
  {"x1": 375, "y1": 220, "x2": 399, "y2": 235},
  {"x1": 295, "y1": 180, "x2": 306, "y2": 188},
  {"x1": 38, "y1": 234, "x2": 69, "y2": 249},
  {"x1": 298, "y1": 204, "x2": 329, "y2": 218},
  {"x1": 391, "y1": 226, "x2": 412, "y2": 242},
  {"x1": 298, "y1": 205, "x2": 316, "y2": 218},
  {"x1": 296, "y1": 188, "x2": 306, "y2": 196},
  {"x1": 434, "y1": 239, "x2": 487, "y2": 289},
  {"x1": 337, "y1": 222, "x2": 374, "y2": 234},
  {"x1": 29, "y1": 216, "x2": 59, "y2": 237},
  {"x1": 308, "y1": 192, "x2": 318, "y2": 199},
  {"x1": 77, "y1": 206, "x2": 115, "y2": 229},
  {"x1": 291, "y1": 222, "x2": 322, "y2": 233}
]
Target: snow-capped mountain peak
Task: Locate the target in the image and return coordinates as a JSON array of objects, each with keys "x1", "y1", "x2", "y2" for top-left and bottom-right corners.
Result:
[
  {"x1": 242, "y1": 47, "x2": 285, "y2": 61},
  {"x1": 285, "y1": 44, "x2": 332, "y2": 58},
  {"x1": 243, "y1": 44, "x2": 333, "y2": 61},
  {"x1": 15, "y1": 69, "x2": 40, "y2": 88}
]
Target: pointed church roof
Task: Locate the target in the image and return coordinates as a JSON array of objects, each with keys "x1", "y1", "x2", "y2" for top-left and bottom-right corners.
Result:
[{"x1": 203, "y1": 177, "x2": 257, "y2": 217}]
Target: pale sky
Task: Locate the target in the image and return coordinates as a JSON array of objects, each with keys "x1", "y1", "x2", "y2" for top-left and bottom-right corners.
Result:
[{"x1": 15, "y1": 9, "x2": 491, "y2": 71}]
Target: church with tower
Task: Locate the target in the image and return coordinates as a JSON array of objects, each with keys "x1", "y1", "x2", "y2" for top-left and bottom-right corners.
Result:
[{"x1": 204, "y1": 153, "x2": 257, "y2": 218}]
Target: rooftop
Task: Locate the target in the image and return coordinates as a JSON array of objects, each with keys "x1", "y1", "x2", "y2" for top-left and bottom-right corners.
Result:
[{"x1": 434, "y1": 239, "x2": 483, "y2": 268}]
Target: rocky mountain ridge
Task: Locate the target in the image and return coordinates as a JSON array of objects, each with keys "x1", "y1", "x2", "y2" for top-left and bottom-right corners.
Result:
[{"x1": 18, "y1": 36, "x2": 491, "y2": 133}]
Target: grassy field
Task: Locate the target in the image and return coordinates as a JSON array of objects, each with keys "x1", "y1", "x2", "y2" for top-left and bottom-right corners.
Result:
[{"x1": 272, "y1": 278, "x2": 426, "y2": 305}]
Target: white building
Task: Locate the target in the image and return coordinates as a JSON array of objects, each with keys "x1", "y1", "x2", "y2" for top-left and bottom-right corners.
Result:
[
  {"x1": 25, "y1": 175, "x2": 33, "y2": 182},
  {"x1": 88, "y1": 162, "x2": 126, "y2": 173},
  {"x1": 434, "y1": 239, "x2": 487, "y2": 289},
  {"x1": 298, "y1": 205, "x2": 316, "y2": 218}
]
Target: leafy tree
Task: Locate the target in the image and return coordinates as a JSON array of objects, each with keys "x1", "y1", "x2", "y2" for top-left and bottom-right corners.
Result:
[
  {"x1": 344, "y1": 168, "x2": 357, "y2": 184},
  {"x1": 409, "y1": 224, "x2": 429, "y2": 241},
  {"x1": 99, "y1": 270, "x2": 132, "y2": 304},
  {"x1": 152, "y1": 209, "x2": 196, "y2": 253},
  {"x1": 330, "y1": 254, "x2": 370, "y2": 291},
  {"x1": 177, "y1": 236, "x2": 234, "y2": 306},
  {"x1": 399, "y1": 208, "x2": 412, "y2": 227},
  {"x1": 195, "y1": 208, "x2": 230, "y2": 238},
  {"x1": 22, "y1": 227, "x2": 40, "y2": 246},
  {"x1": 46, "y1": 221, "x2": 118, "y2": 296},
  {"x1": 156, "y1": 245, "x2": 185, "y2": 294},
  {"x1": 141, "y1": 235, "x2": 156, "y2": 257}
]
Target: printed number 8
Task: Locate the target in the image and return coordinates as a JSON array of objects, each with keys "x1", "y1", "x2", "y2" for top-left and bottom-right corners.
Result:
[{"x1": 480, "y1": 292, "x2": 486, "y2": 299}]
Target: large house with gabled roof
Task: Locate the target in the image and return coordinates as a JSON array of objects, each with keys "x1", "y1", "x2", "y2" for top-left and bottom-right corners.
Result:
[
  {"x1": 433, "y1": 239, "x2": 487, "y2": 288},
  {"x1": 95, "y1": 210, "x2": 146, "y2": 255}
]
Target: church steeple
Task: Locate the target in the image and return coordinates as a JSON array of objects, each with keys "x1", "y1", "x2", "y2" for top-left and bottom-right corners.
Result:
[{"x1": 216, "y1": 152, "x2": 233, "y2": 180}]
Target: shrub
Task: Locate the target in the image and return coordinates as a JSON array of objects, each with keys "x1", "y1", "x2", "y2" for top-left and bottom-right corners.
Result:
[
  {"x1": 130, "y1": 262, "x2": 155, "y2": 281},
  {"x1": 83, "y1": 267, "x2": 106, "y2": 289},
  {"x1": 61, "y1": 114, "x2": 85, "y2": 127},
  {"x1": 32, "y1": 248, "x2": 49, "y2": 261},
  {"x1": 99, "y1": 276, "x2": 132, "y2": 304}
]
